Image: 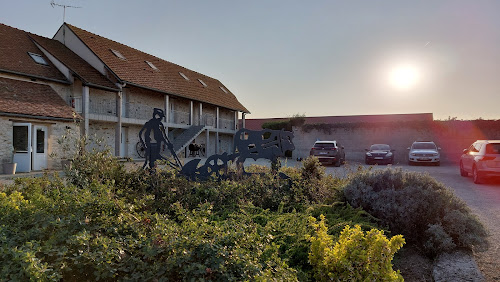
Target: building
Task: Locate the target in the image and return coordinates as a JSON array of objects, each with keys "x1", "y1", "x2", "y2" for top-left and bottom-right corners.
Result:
[{"x1": 0, "y1": 23, "x2": 249, "y2": 173}]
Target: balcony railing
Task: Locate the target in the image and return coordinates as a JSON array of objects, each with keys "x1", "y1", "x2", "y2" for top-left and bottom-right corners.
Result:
[
  {"x1": 170, "y1": 110, "x2": 190, "y2": 125},
  {"x1": 89, "y1": 100, "x2": 116, "y2": 116},
  {"x1": 219, "y1": 117, "x2": 235, "y2": 130},
  {"x1": 68, "y1": 97, "x2": 82, "y2": 113},
  {"x1": 201, "y1": 114, "x2": 215, "y2": 127},
  {"x1": 125, "y1": 103, "x2": 156, "y2": 120}
]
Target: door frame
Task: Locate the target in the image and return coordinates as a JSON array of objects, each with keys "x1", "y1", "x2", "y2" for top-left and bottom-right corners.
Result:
[
  {"x1": 12, "y1": 123, "x2": 32, "y2": 173},
  {"x1": 32, "y1": 125, "x2": 48, "y2": 171}
]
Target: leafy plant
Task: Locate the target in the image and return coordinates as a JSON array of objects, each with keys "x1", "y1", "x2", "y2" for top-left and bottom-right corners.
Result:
[
  {"x1": 308, "y1": 215, "x2": 404, "y2": 281},
  {"x1": 343, "y1": 167, "x2": 488, "y2": 256}
]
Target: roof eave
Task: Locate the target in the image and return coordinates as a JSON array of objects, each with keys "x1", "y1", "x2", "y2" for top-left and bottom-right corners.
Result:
[{"x1": 0, "y1": 69, "x2": 70, "y2": 85}]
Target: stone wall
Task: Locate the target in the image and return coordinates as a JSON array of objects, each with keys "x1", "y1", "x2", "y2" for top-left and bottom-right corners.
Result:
[
  {"x1": 291, "y1": 121, "x2": 500, "y2": 164},
  {"x1": 0, "y1": 117, "x2": 14, "y2": 168},
  {"x1": 88, "y1": 121, "x2": 116, "y2": 153}
]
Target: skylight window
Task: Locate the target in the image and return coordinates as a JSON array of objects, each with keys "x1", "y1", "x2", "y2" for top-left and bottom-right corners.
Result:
[
  {"x1": 198, "y1": 79, "x2": 207, "y2": 87},
  {"x1": 220, "y1": 86, "x2": 228, "y2": 94},
  {"x1": 110, "y1": 49, "x2": 126, "y2": 60},
  {"x1": 145, "y1": 61, "x2": 158, "y2": 70},
  {"x1": 179, "y1": 72, "x2": 189, "y2": 80},
  {"x1": 28, "y1": 52, "x2": 49, "y2": 66}
]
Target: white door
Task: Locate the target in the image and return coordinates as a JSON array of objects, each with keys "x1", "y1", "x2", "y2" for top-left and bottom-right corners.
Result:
[
  {"x1": 32, "y1": 125, "x2": 48, "y2": 170},
  {"x1": 13, "y1": 123, "x2": 32, "y2": 172},
  {"x1": 120, "y1": 127, "x2": 127, "y2": 158}
]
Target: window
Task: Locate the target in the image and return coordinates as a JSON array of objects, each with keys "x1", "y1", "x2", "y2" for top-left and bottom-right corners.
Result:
[
  {"x1": 179, "y1": 72, "x2": 189, "y2": 80},
  {"x1": 220, "y1": 86, "x2": 228, "y2": 93},
  {"x1": 13, "y1": 126, "x2": 29, "y2": 152},
  {"x1": 28, "y1": 52, "x2": 49, "y2": 65},
  {"x1": 198, "y1": 79, "x2": 207, "y2": 87},
  {"x1": 110, "y1": 49, "x2": 126, "y2": 60},
  {"x1": 145, "y1": 60, "x2": 158, "y2": 70}
]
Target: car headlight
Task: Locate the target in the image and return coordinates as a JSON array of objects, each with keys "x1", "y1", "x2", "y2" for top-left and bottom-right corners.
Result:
[
  {"x1": 432, "y1": 153, "x2": 439, "y2": 156},
  {"x1": 386, "y1": 152, "x2": 393, "y2": 157},
  {"x1": 410, "y1": 153, "x2": 417, "y2": 156},
  {"x1": 366, "y1": 153, "x2": 372, "y2": 156}
]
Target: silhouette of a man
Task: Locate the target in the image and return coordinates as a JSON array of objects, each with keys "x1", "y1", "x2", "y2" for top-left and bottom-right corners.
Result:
[{"x1": 139, "y1": 108, "x2": 174, "y2": 170}]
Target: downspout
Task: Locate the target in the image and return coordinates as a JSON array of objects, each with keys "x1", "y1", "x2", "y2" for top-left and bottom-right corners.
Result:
[{"x1": 115, "y1": 82, "x2": 126, "y2": 157}]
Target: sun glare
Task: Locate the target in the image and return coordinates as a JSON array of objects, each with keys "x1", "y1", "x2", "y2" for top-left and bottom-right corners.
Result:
[{"x1": 388, "y1": 64, "x2": 420, "y2": 90}]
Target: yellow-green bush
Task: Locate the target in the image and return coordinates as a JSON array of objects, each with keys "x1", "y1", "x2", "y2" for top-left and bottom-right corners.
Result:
[{"x1": 308, "y1": 215, "x2": 405, "y2": 281}]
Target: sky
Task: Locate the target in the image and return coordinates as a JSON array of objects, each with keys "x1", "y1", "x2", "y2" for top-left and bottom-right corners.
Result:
[{"x1": 1, "y1": 0, "x2": 500, "y2": 120}]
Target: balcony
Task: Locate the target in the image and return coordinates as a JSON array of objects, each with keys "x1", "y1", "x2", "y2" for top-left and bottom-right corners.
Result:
[
  {"x1": 89, "y1": 100, "x2": 116, "y2": 116},
  {"x1": 200, "y1": 114, "x2": 215, "y2": 127},
  {"x1": 125, "y1": 103, "x2": 155, "y2": 120},
  {"x1": 170, "y1": 110, "x2": 190, "y2": 125},
  {"x1": 219, "y1": 117, "x2": 235, "y2": 130}
]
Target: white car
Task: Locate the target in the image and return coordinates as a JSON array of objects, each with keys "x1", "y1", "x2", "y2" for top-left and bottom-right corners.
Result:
[{"x1": 408, "y1": 141, "x2": 441, "y2": 166}]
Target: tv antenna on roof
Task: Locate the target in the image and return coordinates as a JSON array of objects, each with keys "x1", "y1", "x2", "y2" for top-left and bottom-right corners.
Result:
[{"x1": 50, "y1": 0, "x2": 82, "y2": 22}]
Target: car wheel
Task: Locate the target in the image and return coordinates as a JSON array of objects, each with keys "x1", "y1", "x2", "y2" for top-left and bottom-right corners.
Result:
[
  {"x1": 473, "y1": 165, "x2": 482, "y2": 184},
  {"x1": 460, "y1": 161, "x2": 468, "y2": 177},
  {"x1": 408, "y1": 160, "x2": 413, "y2": 166},
  {"x1": 435, "y1": 161, "x2": 440, "y2": 166},
  {"x1": 334, "y1": 159, "x2": 341, "y2": 167},
  {"x1": 365, "y1": 159, "x2": 369, "y2": 165}
]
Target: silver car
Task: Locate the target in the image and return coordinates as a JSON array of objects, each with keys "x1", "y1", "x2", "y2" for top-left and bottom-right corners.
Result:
[
  {"x1": 309, "y1": 140, "x2": 345, "y2": 166},
  {"x1": 408, "y1": 141, "x2": 441, "y2": 166},
  {"x1": 460, "y1": 140, "x2": 500, "y2": 184}
]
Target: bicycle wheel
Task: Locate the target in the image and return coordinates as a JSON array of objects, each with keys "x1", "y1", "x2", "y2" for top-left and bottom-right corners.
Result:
[{"x1": 136, "y1": 142, "x2": 146, "y2": 158}]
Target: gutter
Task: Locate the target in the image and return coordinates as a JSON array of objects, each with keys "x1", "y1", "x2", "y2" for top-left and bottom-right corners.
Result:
[
  {"x1": 0, "y1": 112, "x2": 79, "y2": 122},
  {"x1": 0, "y1": 69, "x2": 70, "y2": 85}
]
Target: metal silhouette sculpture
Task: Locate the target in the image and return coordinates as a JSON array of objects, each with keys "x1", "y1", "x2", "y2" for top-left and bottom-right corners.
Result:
[
  {"x1": 139, "y1": 108, "x2": 182, "y2": 170},
  {"x1": 139, "y1": 109, "x2": 295, "y2": 180},
  {"x1": 180, "y1": 129, "x2": 295, "y2": 181}
]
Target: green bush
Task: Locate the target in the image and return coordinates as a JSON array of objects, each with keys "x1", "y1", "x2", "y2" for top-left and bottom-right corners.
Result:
[
  {"x1": 308, "y1": 215, "x2": 404, "y2": 281},
  {"x1": 343, "y1": 168, "x2": 488, "y2": 256}
]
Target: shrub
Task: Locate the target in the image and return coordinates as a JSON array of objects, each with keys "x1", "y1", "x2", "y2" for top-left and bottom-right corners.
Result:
[
  {"x1": 308, "y1": 215, "x2": 404, "y2": 281},
  {"x1": 343, "y1": 168, "x2": 488, "y2": 256}
]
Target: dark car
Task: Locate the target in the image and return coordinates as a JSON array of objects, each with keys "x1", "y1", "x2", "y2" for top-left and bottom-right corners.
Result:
[
  {"x1": 365, "y1": 144, "x2": 394, "y2": 165},
  {"x1": 310, "y1": 140, "x2": 346, "y2": 166},
  {"x1": 460, "y1": 140, "x2": 500, "y2": 184}
]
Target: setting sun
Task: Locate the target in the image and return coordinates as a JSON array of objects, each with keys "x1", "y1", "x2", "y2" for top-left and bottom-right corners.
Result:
[{"x1": 388, "y1": 64, "x2": 420, "y2": 90}]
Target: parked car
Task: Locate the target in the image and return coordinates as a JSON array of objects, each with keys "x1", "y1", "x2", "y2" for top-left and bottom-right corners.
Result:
[
  {"x1": 365, "y1": 144, "x2": 395, "y2": 165},
  {"x1": 310, "y1": 140, "x2": 345, "y2": 166},
  {"x1": 460, "y1": 140, "x2": 500, "y2": 184},
  {"x1": 407, "y1": 141, "x2": 441, "y2": 166}
]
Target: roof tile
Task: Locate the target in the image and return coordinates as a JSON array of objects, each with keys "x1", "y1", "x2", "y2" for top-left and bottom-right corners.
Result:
[
  {"x1": 66, "y1": 24, "x2": 249, "y2": 113},
  {"x1": 0, "y1": 77, "x2": 79, "y2": 120}
]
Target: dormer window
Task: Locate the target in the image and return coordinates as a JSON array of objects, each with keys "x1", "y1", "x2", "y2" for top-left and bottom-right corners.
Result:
[
  {"x1": 145, "y1": 60, "x2": 158, "y2": 70},
  {"x1": 110, "y1": 49, "x2": 126, "y2": 60},
  {"x1": 179, "y1": 72, "x2": 189, "y2": 80},
  {"x1": 220, "y1": 86, "x2": 228, "y2": 94},
  {"x1": 28, "y1": 52, "x2": 49, "y2": 66},
  {"x1": 198, "y1": 79, "x2": 207, "y2": 87}
]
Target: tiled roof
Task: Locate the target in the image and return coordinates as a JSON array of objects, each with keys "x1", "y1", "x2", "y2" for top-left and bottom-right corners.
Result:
[
  {"x1": 0, "y1": 77, "x2": 79, "y2": 120},
  {"x1": 65, "y1": 24, "x2": 249, "y2": 113},
  {"x1": 0, "y1": 24, "x2": 68, "y2": 82},
  {"x1": 30, "y1": 34, "x2": 119, "y2": 91}
]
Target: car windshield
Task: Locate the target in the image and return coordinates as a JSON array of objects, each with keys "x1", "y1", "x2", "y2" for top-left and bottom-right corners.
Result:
[
  {"x1": 370, "y1": 144, "x2": 390, "y2": 150},
  {"x1": 412, "y1": 143, "x2": 436, "y2": 150},
  {"x1": 485, "y1": 144, "x2": 500, "y2": 154},
  {"x1": 315, "y1": 143, "x2": 334, "y2": 148}
]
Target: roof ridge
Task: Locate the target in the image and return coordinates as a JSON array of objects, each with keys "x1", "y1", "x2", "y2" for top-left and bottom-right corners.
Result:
[{"x1": 64, "y1": 23, "x2": 219, "y2": 82}]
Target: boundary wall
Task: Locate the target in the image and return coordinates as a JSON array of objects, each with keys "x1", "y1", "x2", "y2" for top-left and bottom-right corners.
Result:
[{"x1": 291, "y1": 120, "x2": 500, "y2": 164}]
